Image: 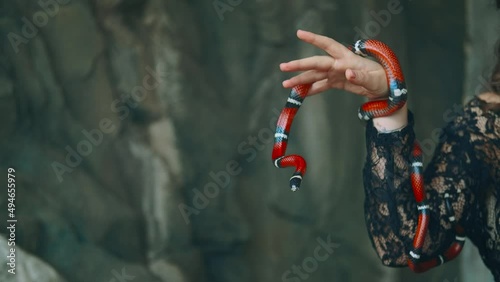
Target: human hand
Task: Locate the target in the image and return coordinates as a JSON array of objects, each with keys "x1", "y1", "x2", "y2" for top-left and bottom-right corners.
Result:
[{"x1": 280, "y1": 30, "x2": 388, "y2": 100}]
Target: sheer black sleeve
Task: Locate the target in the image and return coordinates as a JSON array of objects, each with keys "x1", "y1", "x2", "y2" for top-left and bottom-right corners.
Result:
[{"x1": 363, "y1": 110, "x2": 478, "y2": 266}]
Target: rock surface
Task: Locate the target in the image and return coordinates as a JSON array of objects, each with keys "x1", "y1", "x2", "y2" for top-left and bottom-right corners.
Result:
[
  {"x1": 0, "y1": 236, "x2": 66, "y2": 282},
  {"x1": 0, "y1": 0, "x2": 497, "y2": 281}
]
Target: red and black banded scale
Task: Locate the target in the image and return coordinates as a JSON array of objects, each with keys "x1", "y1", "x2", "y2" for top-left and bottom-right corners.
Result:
[{"x1": 272, "y1": 84, "x2": 311, "y2": 191}]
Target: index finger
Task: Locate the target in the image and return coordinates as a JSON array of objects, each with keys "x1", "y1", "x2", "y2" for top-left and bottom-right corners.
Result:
[{"x1": 297, "y1": 30, "x2": 348, "y2": 58}]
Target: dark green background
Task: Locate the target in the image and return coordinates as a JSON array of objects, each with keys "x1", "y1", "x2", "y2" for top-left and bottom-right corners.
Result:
[{"x1": 0, "y1": 0, "x2": 498, "y2": 281}]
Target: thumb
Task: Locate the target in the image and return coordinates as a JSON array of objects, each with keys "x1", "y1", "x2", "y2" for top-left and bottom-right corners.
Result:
[
  {"x1": 345, "y1": 69, "x2": 369, "y2": 87},
  {"x1": 345, "y1": 68, "x2": 388, "y2": 98}
]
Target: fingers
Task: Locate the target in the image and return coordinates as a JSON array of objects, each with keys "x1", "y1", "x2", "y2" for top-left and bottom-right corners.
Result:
[
  {"x1": 282, "y1": 70, "x2": 328, "y2": 88},
  {"x1": 308, "y1": 79, "x2": 331, "y2": 96},
  {"x1": 280, "y1": 56, "x2": 332, "y2": 72},
  {"x1": 310, "y1": 79, "x2": 368, "y2": 97},
  {"x1": 297, "y1": 29, "x2": 347, "y2": 58},
  {"x1": 343, "y1": 82, "x2": 369, "y2": 97}
]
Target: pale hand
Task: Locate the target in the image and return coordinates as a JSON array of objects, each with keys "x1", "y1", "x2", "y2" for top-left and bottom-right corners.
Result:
[
  {"x1": 280, "y1": 30, "x2": 408, "y2": 132},
  {"x1": 280, "y1": 30, "x2": 388, "y2": 100}
]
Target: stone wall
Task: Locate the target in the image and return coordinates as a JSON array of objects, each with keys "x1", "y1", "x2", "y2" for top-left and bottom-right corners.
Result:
[{"x1": 0, "y1": 0, "x2": 497, "y2": 281}]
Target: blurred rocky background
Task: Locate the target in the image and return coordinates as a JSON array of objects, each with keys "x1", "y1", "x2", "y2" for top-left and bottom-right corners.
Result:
[{"x1": 0, "y1": 0, "x2": 498, "y2": 281}]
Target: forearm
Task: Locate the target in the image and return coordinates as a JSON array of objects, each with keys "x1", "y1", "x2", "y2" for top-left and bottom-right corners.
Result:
[
  {"x1": 363, "y1": 112, "x2": 416, "y2": 265},
  {"x1": 363, "y1": 109, "x2": 475, "y2": 266},
  {"x1": 372, "y1": 103, "x2": 408, "y2": 133}
]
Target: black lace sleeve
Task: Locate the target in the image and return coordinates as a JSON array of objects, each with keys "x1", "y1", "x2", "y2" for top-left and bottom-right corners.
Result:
[{"x1": 363, "y1": 110, "x2": 477, "y2": 266}]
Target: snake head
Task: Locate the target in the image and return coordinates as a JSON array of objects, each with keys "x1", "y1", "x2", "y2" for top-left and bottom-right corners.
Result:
[{"x1": 289, "y1": 174, "x2": 302, "y2": 191}]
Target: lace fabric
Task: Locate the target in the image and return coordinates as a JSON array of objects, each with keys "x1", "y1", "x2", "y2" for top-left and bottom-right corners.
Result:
[{"x1": 363, "y1": 96, "x2": 500, "y2": 280}]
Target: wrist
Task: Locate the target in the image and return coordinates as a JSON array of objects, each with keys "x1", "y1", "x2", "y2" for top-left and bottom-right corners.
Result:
[{"x1": 372, "y1": 103, "x2": 408, "y2": 133}]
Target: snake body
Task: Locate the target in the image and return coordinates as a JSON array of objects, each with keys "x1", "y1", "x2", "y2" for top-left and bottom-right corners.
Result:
[
  {"x1": 272, "y1": 84, "x2": 311, "y2": 191},
  {"x1": 272, "y1": 39, "x2": 464, "y2": 272}
]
